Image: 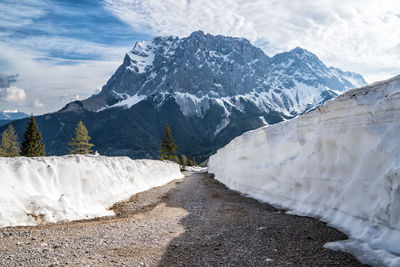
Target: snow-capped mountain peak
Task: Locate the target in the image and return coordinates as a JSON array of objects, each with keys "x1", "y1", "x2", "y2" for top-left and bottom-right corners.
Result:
[
  {"x1": 100, "y1": 33, "x2": 365, "y2": 115},
  {"x1": 61, "y1": 31, "x2": 366, "y2": 143},
  {"x1": 328, "y1": 67, "x2": 367, "y2": 88},
  {"x1": 289, "y1": 46, "x2": 318, "y2": 59},
  {"x1": 126, "y1": 41, "x2": 156, "y2": 73}
]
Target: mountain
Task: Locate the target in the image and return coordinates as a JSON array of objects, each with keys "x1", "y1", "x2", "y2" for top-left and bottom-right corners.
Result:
[
  {"x1": 0, "y1": 110, "x2": 29, "y2": 127},
  {"x1": 1, "y1": 31, "x2": 366, "y2": 161},
  {"x1": 64, "y1": 31, "x2": 366, "y2": 116}
]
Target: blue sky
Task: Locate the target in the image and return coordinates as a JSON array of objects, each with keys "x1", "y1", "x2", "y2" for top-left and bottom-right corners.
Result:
[
  {"x1": 0, "y1": 0, "x2": 151, "y2": 114},
  {"x1": 1, "y1": 0, "x2": 399, "y2": 114}
]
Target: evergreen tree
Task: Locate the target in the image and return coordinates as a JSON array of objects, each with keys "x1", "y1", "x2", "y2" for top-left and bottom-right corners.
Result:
[
  {"x1": 69, "y1": 121, "x2": 94, "y2": 154},
  {"x1": 188, "y1": 158, "x2": 198, "y2": 166},
  {"x1": 21, "y1": 114, "x2": 45, "y2": 157},
  {"x1": 160, "y1": 123, "x2": 178, "y2": 162},
  {"x1": 0, "y1": 124, "x2": 19, "y2": 157},
  {"x1": 180, "y1": 154, "x2": 188, "y2": 167}
]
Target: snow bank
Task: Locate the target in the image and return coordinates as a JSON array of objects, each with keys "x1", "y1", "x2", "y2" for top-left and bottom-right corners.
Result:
[
  {"x1": 184, "y1": 166, "x2": 208, "y2": 172},
  {"x1": 0, "y1": 155, "x2": 183, "y2": 227},
  {"x1": 208, "y1": 75, "x2": 400, "y2": 266}
]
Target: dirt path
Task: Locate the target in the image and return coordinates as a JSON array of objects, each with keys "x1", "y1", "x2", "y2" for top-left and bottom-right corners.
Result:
[{"x1": 0, "y1": 172, "x2": 365, "y2": 266}]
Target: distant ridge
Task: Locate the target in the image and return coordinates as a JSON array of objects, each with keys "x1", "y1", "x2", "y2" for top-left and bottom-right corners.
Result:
[{"x1": 0, "y1": 110, "x2": 29, "y2": 127}]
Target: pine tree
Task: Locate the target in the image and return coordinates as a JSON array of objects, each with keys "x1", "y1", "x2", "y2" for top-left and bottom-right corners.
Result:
[
  {"x1": 180, "y1": 154, "x2": 188, "y2": 167},
  {"x1": 188, "y1": 158, "x2": 198, "y2": 166},
  {"x1": 160, "y1": 123, "x2": 178, "y2": 162},
  {"x1": 69, "y1": 121, "x2": 94, "y2": 154},
  {"x1": 21, "y1": 115, "x2": 45, "y2": 157},
  {"x1": 0, "y1": 124, "x2": 19, "y2": 157}
]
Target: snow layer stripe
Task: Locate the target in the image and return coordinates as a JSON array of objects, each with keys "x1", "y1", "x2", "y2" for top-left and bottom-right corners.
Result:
[
  {"x1": 0, "y1": 155, "x2": 183, "y2": 227},
  {"x1": 208, "y1": 74, "x2": 400, "y2": 266}
]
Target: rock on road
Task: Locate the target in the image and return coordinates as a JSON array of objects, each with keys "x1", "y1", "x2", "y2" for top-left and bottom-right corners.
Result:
[{"x1": 0, "y1": 172, "x2": 365, "y2": 266}]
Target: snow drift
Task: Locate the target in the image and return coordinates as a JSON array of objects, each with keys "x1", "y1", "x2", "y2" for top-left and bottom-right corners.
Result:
[
  {"x1": 0, "y1": 155, "x2": 183, "y2": 227},
  {"x1": 208, "y1": 75, "x2": 400, "y2": 266},
  {"x1": 184, "y1": 166, "x2": 208, "y2": 172}
]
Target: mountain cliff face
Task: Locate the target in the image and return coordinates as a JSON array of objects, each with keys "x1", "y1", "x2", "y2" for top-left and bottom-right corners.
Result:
[
  {"x1": 4, "y1": 31, "x2": 366, "y2": 161},
  {"x1": 65, "y1": 31, "x2": 365, "y2": 116}
]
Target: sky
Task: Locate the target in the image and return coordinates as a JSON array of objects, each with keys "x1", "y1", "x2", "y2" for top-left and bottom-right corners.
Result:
[{"x1": 0, "y1": 0, "x2": 399, "y2": 115}]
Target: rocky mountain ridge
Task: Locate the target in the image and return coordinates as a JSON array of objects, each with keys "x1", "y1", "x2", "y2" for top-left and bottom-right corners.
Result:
[
  {"x1": 4, "y1": 31, "x2": 366, "y2": 160},
  {"x1": 63, "y1": 31, "x2": 365, "y2": 119}
]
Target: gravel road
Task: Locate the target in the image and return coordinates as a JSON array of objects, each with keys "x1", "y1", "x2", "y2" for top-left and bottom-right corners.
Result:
[{"x1": 0, "y1": 172, "x2": 366, "y2": 266}]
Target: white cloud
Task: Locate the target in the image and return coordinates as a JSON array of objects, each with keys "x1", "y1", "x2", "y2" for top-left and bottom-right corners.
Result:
[
  {"x1": 33, "y1": 99, "x2": 44, "y2": 108},
  {"x1": 2, "y1": 86, "x2": 26, "y2": 104},
  {"x1": 0, "y1": 42, "x2": 122, "y2": 114},
  {"x1": 0, "y1": 0, "x2": 46, "y2": 28},
  {"x1": 59, "y1": 94, "x2": 81, "y2": 103},
  {"x1": 0, "y1": 0, "x2": 133, "y2": 114},
  {"x1": 13, "y1": 36, "x2": 128, "y2": 61},
  {"x1": 104, "y1": 0, "x2": 400, "y2": 82}
]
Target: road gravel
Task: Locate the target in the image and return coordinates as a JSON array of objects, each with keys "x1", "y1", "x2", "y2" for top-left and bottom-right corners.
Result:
[{"x1": 0, "y1": 172, "x2": 366, "y2": 266}]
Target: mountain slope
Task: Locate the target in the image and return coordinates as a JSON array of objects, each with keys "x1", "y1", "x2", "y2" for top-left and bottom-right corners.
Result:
[{"x1": 2, "y1": 31, "x2": 366, "y2": 161}]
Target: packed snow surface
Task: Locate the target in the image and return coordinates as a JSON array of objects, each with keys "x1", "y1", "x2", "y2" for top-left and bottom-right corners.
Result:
[
  {"x1": 0, "y1": 155, "x2": 183, "y2": 227},
  {"x1": 208, "y1": 75, "x2": 400, "y2": 266}
]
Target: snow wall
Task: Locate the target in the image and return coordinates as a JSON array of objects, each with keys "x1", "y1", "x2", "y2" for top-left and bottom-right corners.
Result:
[
  {"x1": 0, "y1": 155, "x2": 183, "y2": 227},
  {"x1": 208, "y1": 75, "x2": 400, "y2": 266}
]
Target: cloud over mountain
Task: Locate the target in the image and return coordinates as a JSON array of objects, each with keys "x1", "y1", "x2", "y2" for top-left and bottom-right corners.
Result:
[
  {"x1": 104, "y1": 0, "x2": 400, "y2": 82},
  {"x1": 0, "y1": 73, "x2": 26, "y2": 104}
]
